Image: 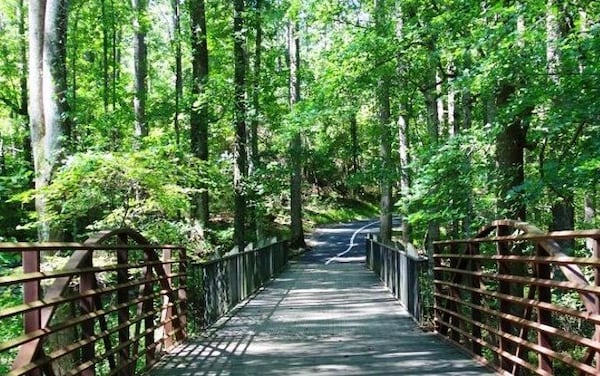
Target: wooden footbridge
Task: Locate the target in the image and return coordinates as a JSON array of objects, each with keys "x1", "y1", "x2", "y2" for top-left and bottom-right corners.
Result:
[{"x1": 1, "y1": 220, "x2": 600, "y2": 375}]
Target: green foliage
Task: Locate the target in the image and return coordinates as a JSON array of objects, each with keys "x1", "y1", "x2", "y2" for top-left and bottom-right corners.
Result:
[
  {"x1": 15, "y1": 139, "x2": 229, "y2": 251},
  {"x1": 407, "y1": 126, "x2": 494, "y2": 240}
]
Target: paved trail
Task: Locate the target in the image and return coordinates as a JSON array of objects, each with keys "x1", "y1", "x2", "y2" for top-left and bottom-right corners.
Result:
[{"x1": 149, "y1": 220, "x2": 494, "y2": 375}]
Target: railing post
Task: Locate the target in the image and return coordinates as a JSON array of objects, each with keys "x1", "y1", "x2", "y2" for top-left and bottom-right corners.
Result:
[
  {"x1": 162, "y1": 248, "x2": 174, "y2": 350},
  {"x1": 143, "y1": 250, "x2": 155, "y2": 368},
  {"x1": 433, "y1": 242, "x2": 444, "y2": 335},
  {"x1": 469, "y1": 242, "x2": 482, "y2": 357},
  {"x1": 374, "y1": 239, "x2": 381, "y2": 276},
  {"x1": 116, "y1": 234, "x2": 130, "y2": 375},
  {"x1": 594, "y1": 238, "x2": 600, "y2": 373},
  {"x1": 20, "y1": 249, "x2": 42, "y2": 376},
  {"x1": 178, "y1": 247, "x2": 187, "y2": 341},
  {"x1": 365, "y1": 234, "x2": 371, "y2": 268},
  {"x1": 80, "y1": 251, "x2": 95, "y2": 376},
  {"x1": 448, "y1": 243, "x2": 460, "y2": 344},
  {"x1": 535, "y1": 244, "x2": 553, "y2": 373},
  {"x1": 496, "y1": 225, "x2": 515, "y2": 373}
]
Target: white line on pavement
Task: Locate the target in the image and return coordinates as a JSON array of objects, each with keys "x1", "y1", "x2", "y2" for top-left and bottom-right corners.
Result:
[{"x1": 325, "y1": 220, "x2": 380, "y2": 265}]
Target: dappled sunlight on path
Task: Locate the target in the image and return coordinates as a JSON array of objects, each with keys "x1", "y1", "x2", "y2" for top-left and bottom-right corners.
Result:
[{"x1": 150, "y1": 259, "x2": 493, "y2": 375}]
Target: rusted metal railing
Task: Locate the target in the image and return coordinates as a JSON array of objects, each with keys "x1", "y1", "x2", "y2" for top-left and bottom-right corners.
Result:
[
  {"x1": 366, "y1": 234, "x2": 428, "y2": 323},
  {"x1": 0, "y1": 229, "x2": 186, "y2": 376},
  {"x1": 197, "y1": 238, "x2": 289, "y2": 327},
  {"x1": 434, "y1": 219, "x2": 600, "y2": 375}
]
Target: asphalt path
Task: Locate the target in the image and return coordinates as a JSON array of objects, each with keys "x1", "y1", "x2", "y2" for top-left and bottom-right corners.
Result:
[{"x1": 302, "y1": 218, "x2": 401, "y2": 264}]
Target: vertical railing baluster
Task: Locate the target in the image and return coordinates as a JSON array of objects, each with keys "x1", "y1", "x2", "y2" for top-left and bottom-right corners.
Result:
[
  {"x1": 22, "y1": 249, "x2": 42, "y2": 376},
  {"x1": 496, "y1": 225, "x2": 513, "y2": 372},
  {"x1": 448, "y1": 243, "x2": 460, "y2": 344},
  {"x1": 162, "y1": 248, "x2": 174, "y2": 350},
  {"x1": 116, "y1": 234, "x2": 130, "y2": 375},
  {"x1": 469, "y1": 242, "x2": 482, "y2": 357},
  {"x1": 433, "y1": 243, "x2": 446, "y2": 336},
  {"x1": 143, "y1": 249, "x2": 155, "y2": 369},
  {"x1": 80, "y1": 250, "x2": 95, "y2": 376},
  {"x1": 536, "y1": 244, "x2": 553, "y2": 373},
  {"x1": 594, "y1": 238, "x2": 600, "y2": 373},
  {"x1": 178, "y1": 247, "x2": 187, "y2": 341}
]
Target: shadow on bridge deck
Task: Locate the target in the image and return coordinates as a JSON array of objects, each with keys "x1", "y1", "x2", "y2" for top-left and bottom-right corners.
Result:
[{"x1": 149, "y1": 260, "x2": 494, "y2": 375}]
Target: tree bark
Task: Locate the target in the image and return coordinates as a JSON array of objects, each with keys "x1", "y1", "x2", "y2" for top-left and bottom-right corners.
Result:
[
  {"x1": 546, "y1": 0, "x2": 574, "y2": 250},
  {"x1": 495, "y1": 95, "x2": 527, "y2": 221},
  {"x1": 378, "y1": 77, "x2": 393, "y2": 244},
  {"x1": 424, "y1": 44, "x2": 440, "y2": 253},
  {"x1": 397, "y1": 103, "x2": 411, "y2": 242},
  {"x1": 461, "y1": 88, "x2": 473, "y2": 235},
  {"x1": 248, "y1": 0, "x2": 263, "y2": 240},
  {"x1": 132, "y1": 0, "x2": 148, "y2": 141},
  {"x1": 288, "y1": 20, "x2": 306, "y2": 249},
  {"x1": 233, "y1": 0, "x2": 248, "y2": 251},
  {"x1": 172, "y1": 0, "x2": 182, "y2": 147},
  {"x1": 190, "y1": 0, "x2": 210, "y2": 225},
  {"x1": 28, "y1": 0, "x2": 69, "y2": 241},
  {"x1": 350, "y1": 112, "x2": 359, "y2": 174},
  {"x1": 17, "y1": 0, "x2": 32, "y2": 169},
  {"x1": 101, "y1": 0, "x2": 110, "y2": 113},
  {"x1": 249, "y1": 0, "x2": 262, "y2": 172},
  {"x1": 110, "y1": 0, "x2": 118, "y2": 111},
  {"x1": 374, "y1": 0, "x2": 392, "y2": 244}
]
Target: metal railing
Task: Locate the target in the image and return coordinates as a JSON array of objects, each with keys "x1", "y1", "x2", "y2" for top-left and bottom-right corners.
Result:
[
  {"x1": 365, "y1": 234, "x2": 428, "y2": 322},
  {"x1": 195, "y1": 238, "x2": 289, "y2": 327},
  {"x1": 0, "y1": 229, "x2": 186, "y2": 376},
  {"x1": 434, "y1": 220, "x2": 600, "y2": 375},
  {"x1": 1, "y1": 231, "x2": 290, "y2": 375}
]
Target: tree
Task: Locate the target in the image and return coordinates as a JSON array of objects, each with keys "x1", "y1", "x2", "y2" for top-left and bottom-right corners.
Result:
[
  {"x1": 190, "y1": 0, "x2": 210, "y2": 225},
  {"x1": 248, "y1": 0, "x2": 263, "y2": 240},
  {"x1": 374, "y1": 0, "x2": 393, "y2": 244},
  {"x1": 28, "y1": 0, "x2": 69, "y2": 241},
  {"x1": 171, "y1": 0, "x2": 183, "y2": 146},
  {"x1": 131, "y1": 0, "x2": 148, "y2": 141},
  {"x1": 288, "y1": 17, "x2": 306, "y2": 249},
  {"x1": 233, "y1": 0, "x2": 248, "y2": 251}
]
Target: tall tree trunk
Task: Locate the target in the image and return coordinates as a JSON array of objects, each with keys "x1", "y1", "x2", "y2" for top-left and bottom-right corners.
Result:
[
  {"x1": 461, "y1": 88, "x2": 473, "y2": 235},
  {"x1": 288, "y1": 20, "x2": 306, "y2": 249},
  {"x1": 378, "y1": 77, "x2": 393, "y2": 244},
  {"x1": 233, "y1": 0, "x2": 248, "y2": 251},
  {"x1": 29, "y1": 0, "x2": 69, "y2": 241},
  {"x1": 190, "y1": 0, "x2": 210, "y2": 226},
  {"x1": 495, "y1": 5, "x2": 528, "y2": 222},
  {"x1": 375, "y1": 0, "x2": 392, "y2": 244},
  {"x1": 397, "y1": 103, "x2": 411, "y2": 242},
  {"x1": 132, "y1": 0, "x2": 148, "y2": 142},
  {"x1": 17, "y1": 0, "x2": 32, "y2": 169},
  {"x1": 395, "y1": 5, "x2": 410, "y2": 242},
  {"x1": 110, "y1": 0, "x2": 118, "y2": 111},
  {"x1": 101, "y1": 0, "x2": 110, "y2": 113},
  {"x1": 585, "y1": 193, "x2": 596, "y2": 251},
  {"x1": 495, "y1": 88, "x2": 527, "y2": 221},
  {"x1": 546, "y1": 0, "x2": 574, "y2": 249},
  {"x1": 249, "y1": 0, "x2": 262, "y2": 172},
  {"x1": 350, "y1": 112, "x2": 359, "y2": 174},
  {"x1": 247, "y1": 0, "x2": 263, "y2": 241},
  {"x1": 424, "y1": 49, "x2": 440, "y2": 254},
  {"x1": 172, "y1": 0, "x2": 182, "y2": 147}
]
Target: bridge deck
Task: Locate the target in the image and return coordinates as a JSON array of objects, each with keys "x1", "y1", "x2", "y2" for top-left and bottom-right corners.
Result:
[{"x1": 150, "y1": 260, "x2": 494, "y2": 375}]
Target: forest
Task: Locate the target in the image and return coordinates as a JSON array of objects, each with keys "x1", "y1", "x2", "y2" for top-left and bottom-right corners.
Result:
[{"x1": 0, "y1": 0, "x2": 599, "y2": 258}]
